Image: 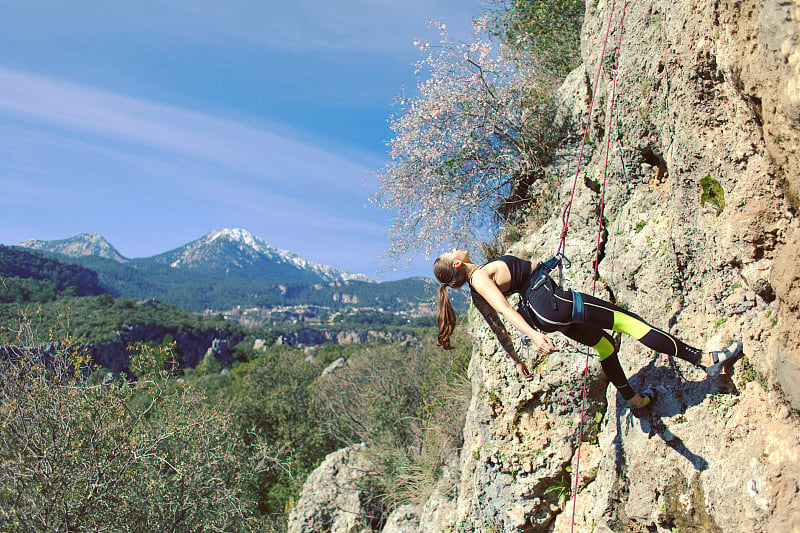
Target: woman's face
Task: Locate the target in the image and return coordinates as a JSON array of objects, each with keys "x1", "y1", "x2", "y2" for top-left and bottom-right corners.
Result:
[{"x1": 442, "y1": 249, "x2": 471, "y2": 265}]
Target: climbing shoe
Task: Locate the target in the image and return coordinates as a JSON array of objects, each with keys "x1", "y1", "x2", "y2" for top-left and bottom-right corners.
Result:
[
  {"x1": 705, "y1": 341, "x2": 744, "y2": 377},
  {"x1": 630, "y1": 386, "x2": 657, "y2": 418}
]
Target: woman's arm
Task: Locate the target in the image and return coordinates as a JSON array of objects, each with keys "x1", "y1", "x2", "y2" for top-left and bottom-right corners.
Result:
[
  {"x1": 470, "y1": 268, "x2": 556, "y2": 356},
  {"x1": 472, "y1": 296, "x2": 521, "y2": 362},
  {"x1": 473, "y1": 297, "x2": 534, "y2": 378}
]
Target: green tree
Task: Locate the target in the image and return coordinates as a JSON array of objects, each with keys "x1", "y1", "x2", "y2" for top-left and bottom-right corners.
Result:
[
  {"x1": 485, "y1": 0, "x2": 585, "y2": 77},
  {"x1": 231, "y1": 345, "x2": 339, "y2": 516}
]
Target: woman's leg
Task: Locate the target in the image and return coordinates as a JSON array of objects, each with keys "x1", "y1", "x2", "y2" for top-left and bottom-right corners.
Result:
[
  {"x1": 547, "y1": 288, "x2": 704, "y2": 366},
  {"x1": 525, "y1": 281, "x2": 704, "y2": 403},
  {"x1": 560, "y1": 322, "x2": 638, "y2": 401}
]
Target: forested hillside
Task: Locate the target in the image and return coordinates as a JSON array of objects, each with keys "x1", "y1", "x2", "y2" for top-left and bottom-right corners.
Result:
[
  {"x1": 24, "y1": 247, "x2": 457, "y2": 315},
  {"x1": 0, "y1": 245, "x2": 105, "y2": 302}
]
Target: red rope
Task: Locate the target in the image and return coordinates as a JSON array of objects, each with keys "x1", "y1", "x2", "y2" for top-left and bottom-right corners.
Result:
[
  {"x1": 557, "y1": 0, "x2": 618, "y2": 257},
  {"x1": 568, "y1": 2, "x2": 628, "y2": 531}
]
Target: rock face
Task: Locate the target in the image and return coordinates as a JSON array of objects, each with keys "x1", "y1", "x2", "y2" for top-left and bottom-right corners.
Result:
[
  {"x1": 89, "y1": 325, "x2": 243, "y2": 372},
  {"x1": 287, "y1": 444, "x2": 381, "y2": 533},
  {"x1": 291, "y1": 1, "x2": 800, "y2": 531}
]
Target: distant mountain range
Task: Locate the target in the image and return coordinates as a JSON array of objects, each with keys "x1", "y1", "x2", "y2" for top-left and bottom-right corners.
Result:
[
  {"x1": 13, "y1": 228, "x2": 461, "y2": 316},
  {"x1": 19, "y1": 229, "x2": 370, "y2": 283}
]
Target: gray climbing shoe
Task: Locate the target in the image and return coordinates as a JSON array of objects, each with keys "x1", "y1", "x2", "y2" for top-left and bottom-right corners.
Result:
[
  {"x1": 705, "y1": 341, "x2": 744, "y2": 377},
  {"x1": 630, "y1": 386, "x2": 657, "y2": 418}
]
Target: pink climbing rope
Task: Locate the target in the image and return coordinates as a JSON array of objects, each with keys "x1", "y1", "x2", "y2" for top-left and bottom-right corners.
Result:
[
  {"x1": 567, "y1": 2, "x2": 629, "y2": 532},
  {"x1": 558, "y1": 0, "x2": 618, "y2": 256}
]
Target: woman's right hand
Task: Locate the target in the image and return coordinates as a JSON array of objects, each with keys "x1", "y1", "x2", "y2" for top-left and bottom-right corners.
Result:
[{"x1": 532, "y1": 332, "x2": 557, "y2": 354}]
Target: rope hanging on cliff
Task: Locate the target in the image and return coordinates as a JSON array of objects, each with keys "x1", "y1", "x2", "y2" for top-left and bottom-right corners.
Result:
[{"x1": 558, "y1": 1, "x2": 629, "y2": 531}]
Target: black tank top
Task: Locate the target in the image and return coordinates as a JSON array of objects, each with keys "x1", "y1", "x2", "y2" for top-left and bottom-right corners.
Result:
[
  {"x1": 469, "y1": 255, "x2": 533, "y2": 304},
  {"x1": 493, "y1": 255, "x2": 533, "y2": 295}
]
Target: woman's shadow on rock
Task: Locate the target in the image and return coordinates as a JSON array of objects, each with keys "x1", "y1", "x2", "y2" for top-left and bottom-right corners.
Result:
[{"x1": 612, "y1": 352, "x2": 744, "y2": 473}]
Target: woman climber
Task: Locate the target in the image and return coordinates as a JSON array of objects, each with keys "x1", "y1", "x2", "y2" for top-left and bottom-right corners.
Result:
[{"x1": 434, "y1": 250, "x2": 743, "y2": 411}]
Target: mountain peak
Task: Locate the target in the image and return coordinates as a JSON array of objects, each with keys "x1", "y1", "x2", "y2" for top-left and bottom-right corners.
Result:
[
  {"x1": 18, "y1": 233, "x2": 127, "y2": 262},
  {"x1": 15, "y1": 229, "x2": 373, "y2": 283},
  {"x1": 204, "y1": 228, "x2": 272, "y2": 253},
  {"x1": 162, "y1": 228, "x2": 373, "y2": 283}
]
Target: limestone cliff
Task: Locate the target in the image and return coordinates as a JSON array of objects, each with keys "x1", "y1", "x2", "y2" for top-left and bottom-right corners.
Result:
[
  {"x1": 290, "y1": 1, "x2": 800, "y2": 531},
  {"x1": 445, "y1": 1, "x2": 800, "y2": 530}
]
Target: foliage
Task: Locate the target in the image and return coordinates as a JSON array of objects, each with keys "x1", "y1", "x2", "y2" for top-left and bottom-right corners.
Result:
[
  {"x1": 479, "y1": 221, "x2": 525, "y2": 260},
  {"x1": 312, "y1": 329, "x2": 472, "y2": 510},
  {"x1": 0, "y1": 335, "x2": 274, "y2": 532},
  {"x1": 0, "y1": 245, "x2": 104, "y2": 304},
  {"x1": 372, "y1": 17, "x2": 566, "y2": 264},
  {"x1": 543, "y1": 472, "x2": 572, "y2": 509},
  {"x1": 227, "y1": 345, "x2": 340, "y2": 517},
  {"x1": 700, "y1": 174, "x2": 725, "y2": 215},
  {"x1": 0, "y1": 294, "x2": 236, "y2": 347},
  {"x1": 483, "y1": 0, "x2": 585, "y2": 77}
]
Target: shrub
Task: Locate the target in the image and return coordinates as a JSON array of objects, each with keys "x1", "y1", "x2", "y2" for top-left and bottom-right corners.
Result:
[
  {"x1": 0, "y1": 330, "x2": 269, "y2": 532},
  {"x1": 700, "y1": 174, "x2": 725, "y2": 215},
  {"x1": 312, "y1": 331, "x2": 471, "y2": 510}
]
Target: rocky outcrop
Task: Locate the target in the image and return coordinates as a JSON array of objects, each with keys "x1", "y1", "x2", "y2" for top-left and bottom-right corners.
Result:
[
  {"x1": 93, "y1": 324, "x2": 243, "y2": 371},
  {"x1": 287, "y1": 444, "x2": 382, "y2": 533},
  {"x1": 291, "y1": 1, "x2": 800, "y2": 531},
  {"x1": 0, "y1": 326, "x2": 242, "y2": 374},
  {"x1": 275, "y1": 328, "x2": 417, "y2": 347},
  {"x1": 449, "y1": 0, "x2": 800, "y2": 530},
  {"x1": 204, "y1": 338, "x2": 233, "y2": 367}
]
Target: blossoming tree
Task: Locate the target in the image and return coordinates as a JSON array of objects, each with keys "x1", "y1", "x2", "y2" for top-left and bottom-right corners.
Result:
[{"x1": 373, "y1": 17, "x2": 564, "y2": 265}]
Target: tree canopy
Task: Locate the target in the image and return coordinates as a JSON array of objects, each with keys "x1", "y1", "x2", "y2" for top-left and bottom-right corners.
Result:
[{"x1": 373, "y1": 2, "x2": 585, "y2": 264}]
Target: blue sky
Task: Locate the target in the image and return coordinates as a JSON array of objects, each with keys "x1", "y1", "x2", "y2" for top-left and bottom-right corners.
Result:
[{"x1": 0, "y1": 0, "x2": 483, "y2": 279}]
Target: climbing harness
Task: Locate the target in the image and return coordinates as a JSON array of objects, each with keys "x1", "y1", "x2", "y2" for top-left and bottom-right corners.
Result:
[{"x1": 523, "y1": 252, "x2": 585, "y2": 326}]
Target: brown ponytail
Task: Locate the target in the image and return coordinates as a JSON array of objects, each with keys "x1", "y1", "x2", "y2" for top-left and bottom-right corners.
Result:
[
  {"x1": 433, "y1": 255, "x2": 468, "y2": 350},
  {"x1": 437, "y1": 284, "x2": 456, "y2": 350}
]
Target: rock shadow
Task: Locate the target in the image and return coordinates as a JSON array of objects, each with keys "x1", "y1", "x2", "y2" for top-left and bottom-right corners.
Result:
[{"x1": 612, "y1": 353, "x2": 744, "y2": 473}]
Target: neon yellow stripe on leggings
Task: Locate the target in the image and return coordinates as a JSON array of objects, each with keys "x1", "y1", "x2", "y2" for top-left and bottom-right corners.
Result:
[
  {"x1": 612, "y1": 310, "x2": 651, "y2": 340},
  {"x1": 593, "y1": 336, "x2": 616, "y2": 361}
]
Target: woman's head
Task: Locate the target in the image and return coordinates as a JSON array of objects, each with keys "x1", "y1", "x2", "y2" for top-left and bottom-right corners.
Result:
[
  {"x1": 433, "y1": 249, "x2": 471, "y2": 288},
  {"x1": 433, "y1": 249, "x2": 472, "y2": 350}
]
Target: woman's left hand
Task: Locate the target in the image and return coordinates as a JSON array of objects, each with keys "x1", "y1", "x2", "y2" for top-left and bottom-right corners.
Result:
[{"x1": 516, "y1": 361, "x2": 534, "y2": 380}]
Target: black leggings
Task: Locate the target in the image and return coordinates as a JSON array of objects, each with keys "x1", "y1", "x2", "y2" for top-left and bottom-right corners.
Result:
[{"x1": 521, "y1": 279, "x2": 702, "y2": 401}]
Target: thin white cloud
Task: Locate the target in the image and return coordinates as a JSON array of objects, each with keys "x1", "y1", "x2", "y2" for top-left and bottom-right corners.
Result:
[
  {"x1": 0, "y1": 67, "x2": 370, "y2": 194},
  {"x1": 0, "y1": 66, "x2": 391, "y2": 267},
  {"x1": 0, "y1": 1, "x2": 478, "y2": 55},
  {"x1": 123, "y1": 0, "x2": 479, "y2": 52}
]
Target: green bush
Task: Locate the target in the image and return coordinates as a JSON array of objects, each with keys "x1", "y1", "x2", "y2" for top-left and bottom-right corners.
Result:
[
  {"x1": 227, "y1": 345, "x2": 340, "y2": 516},
  {"x1": 0, "y1": 338, "x2": 268, "y2": 532},
  {"x1": 700, "y1": 174, "x2": 726, "y2": 215},
  {"x1": 312, "y1": 330, "x2": 472, "y2": 510}
]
